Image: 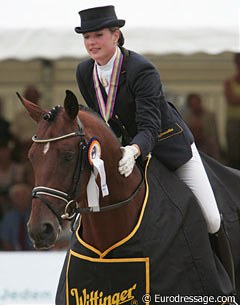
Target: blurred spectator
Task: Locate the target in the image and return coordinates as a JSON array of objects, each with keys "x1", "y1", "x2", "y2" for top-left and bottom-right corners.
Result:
[
  {"x1": 11, "y1": 85, "x2": 40, "y2": 162},
  {"x1": 0, "y1": 183, "x2": 34, "y2": 251},
  {"x1": 0, "y1": 193, "x2": 11, "y2": 250},
  {"x1": 224, "y1": 53, "x2": 240, "y2": 169},
  {"x1": 0, "y1": 142, "x2": 25, "y2": 197},
  {"x1": 0, "y1": 96, "x2": 12, "y2": 145},
  {"x1": 183, "y1": 93, "x2": 221, "y2": 161}
]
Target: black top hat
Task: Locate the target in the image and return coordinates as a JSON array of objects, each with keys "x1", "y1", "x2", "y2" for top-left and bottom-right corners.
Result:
[{"x1": 75, "y1": 5, "x2": 125, "y2": 34}]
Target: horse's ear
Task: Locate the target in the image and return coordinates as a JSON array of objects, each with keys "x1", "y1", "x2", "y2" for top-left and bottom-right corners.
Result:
[
  {"x1": 64, "y1": 90, "x2": 79, "y2": 120},
  {"x1": 16, "y1": 92, "x2": 44, "y2": 122}
]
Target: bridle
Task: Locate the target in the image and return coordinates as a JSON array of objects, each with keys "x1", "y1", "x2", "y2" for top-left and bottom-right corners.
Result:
[
  {"x1": 31, "y1": 111, "x2": 144, "y2": 227},
  {"x1": 32, "y1": 115, "x2": 86, "y2": 226}
]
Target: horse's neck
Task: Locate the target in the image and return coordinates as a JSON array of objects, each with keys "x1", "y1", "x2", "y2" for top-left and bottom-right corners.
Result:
[
  {"x1": 77, "y1": 112, "x2": 145, "y2": 252},
  {"x1": 80, "y1": 164, "x2": 145, "y2": 253}
]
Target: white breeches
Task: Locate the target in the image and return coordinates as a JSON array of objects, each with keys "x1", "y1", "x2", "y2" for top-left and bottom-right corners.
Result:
[{"x1": 175, "y1": 143, "x2": 221, "y2": 234}]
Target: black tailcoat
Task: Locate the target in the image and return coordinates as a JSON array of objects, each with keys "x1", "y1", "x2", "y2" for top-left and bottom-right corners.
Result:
[{"x1": 76, "y1": 48, "x2": 194, "y2": 170}]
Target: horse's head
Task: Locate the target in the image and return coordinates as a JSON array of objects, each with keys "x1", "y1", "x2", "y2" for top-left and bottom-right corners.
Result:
[
  {"x1": 17, "y1": 90, "x2": 129, "y2": 249},
  {"x1": 16, "y1": 90, "x2": 87, "y2": 248}
]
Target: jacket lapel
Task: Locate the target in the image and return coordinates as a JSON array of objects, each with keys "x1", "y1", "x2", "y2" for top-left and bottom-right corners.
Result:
[{"x1": 118, "y1": 47, "x2": 128, "y2": 86}]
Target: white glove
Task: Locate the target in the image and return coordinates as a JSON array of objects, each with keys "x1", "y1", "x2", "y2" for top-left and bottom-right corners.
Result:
[{"x1": 118, "y1": 145, "x2": 139, "y2": 177}]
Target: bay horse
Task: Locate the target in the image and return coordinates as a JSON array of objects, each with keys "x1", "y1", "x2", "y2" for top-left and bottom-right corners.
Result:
[{"x1": 17, "y1": 90, "x2": 240, "y2": 305}]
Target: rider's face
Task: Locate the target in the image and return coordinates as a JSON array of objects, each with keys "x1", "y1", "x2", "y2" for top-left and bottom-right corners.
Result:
[{"x1": 83, "y1": 28, "x2": 119, "y2": 65}]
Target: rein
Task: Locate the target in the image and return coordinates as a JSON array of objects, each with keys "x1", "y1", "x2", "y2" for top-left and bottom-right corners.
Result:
[{"x1": 32, "y1": 114, "x2": 144, "y2": 226}]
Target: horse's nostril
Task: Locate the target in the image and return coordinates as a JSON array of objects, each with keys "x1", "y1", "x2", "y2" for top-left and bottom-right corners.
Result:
[{"x1": 41, "y1": 222, "x2": 54, "y2": 239}]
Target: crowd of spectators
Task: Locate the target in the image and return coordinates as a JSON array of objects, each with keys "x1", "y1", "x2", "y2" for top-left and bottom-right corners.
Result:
[
  {"x1": 224, "y1": 52, "x2": 240, "y2": 169},
  {"x1": 182, "y1": 52, "x2": 240, "y2": 168}
]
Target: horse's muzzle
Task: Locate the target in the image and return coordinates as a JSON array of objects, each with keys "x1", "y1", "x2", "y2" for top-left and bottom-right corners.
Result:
[{"x1": 27, "y1": 220, "x2": 61, "y2": 249}]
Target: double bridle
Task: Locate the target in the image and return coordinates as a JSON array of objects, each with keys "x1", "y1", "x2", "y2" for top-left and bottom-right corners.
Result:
[{"x1": 32, "y1": 113, "x2": 144, "y2": 227}]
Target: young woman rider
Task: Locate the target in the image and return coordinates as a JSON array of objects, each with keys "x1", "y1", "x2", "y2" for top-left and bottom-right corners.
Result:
[{"x1": 74, "y1": 5, "x2": 234, "y2": 284}]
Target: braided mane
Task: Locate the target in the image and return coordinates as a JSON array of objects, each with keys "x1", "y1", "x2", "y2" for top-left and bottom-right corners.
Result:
[{"x1": 43, "y1": 105, "x2": 61, "y2": 121}]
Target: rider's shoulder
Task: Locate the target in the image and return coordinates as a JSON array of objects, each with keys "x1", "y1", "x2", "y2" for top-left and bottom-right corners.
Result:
[
  {"x1": 77, "y1": 58, "x2": 94, "y2": 73},
  {"x1": 124, "y1": 49, "x2": 157, "y2": 74}
]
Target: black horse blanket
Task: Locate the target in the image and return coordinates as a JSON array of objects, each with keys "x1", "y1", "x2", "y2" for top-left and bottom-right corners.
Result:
[{"x1": 56, "y1": 155, "x2": 240, "y2": 305}]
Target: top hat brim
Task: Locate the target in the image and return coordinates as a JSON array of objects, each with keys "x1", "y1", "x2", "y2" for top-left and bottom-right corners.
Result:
[{"x1": 75, "y1": 19, "x2": 125, "y2": 34}]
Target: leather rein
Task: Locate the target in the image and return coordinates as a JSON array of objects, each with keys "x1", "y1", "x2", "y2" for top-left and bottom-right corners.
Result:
[{"x1": 31, "y1": 115, "x2": 144, "y2": 226}]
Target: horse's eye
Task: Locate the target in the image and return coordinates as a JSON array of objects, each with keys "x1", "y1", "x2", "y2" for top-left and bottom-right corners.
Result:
[{"x1": 64, "y1": 152, "x2": 74, "y2": 161}]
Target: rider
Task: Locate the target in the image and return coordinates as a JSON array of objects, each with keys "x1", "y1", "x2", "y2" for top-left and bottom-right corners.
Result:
[{"x1": 74, "y1": 5, "x2": 234, "y2": 284}]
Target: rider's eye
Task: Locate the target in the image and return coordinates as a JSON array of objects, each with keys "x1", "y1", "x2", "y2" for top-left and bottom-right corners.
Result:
[{"x1": 64, "y1": 152, "x2": 74, "y2": 161}]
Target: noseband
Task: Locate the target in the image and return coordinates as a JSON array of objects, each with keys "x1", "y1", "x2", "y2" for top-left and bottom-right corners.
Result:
[{"x1": 32, "y1": 112, "x2": 144, "y2": 226}]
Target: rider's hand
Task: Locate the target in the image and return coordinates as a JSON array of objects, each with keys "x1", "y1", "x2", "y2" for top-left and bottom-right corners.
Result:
[{"x1": 118, "y1": 145, "x2": 140, "y2": 177}]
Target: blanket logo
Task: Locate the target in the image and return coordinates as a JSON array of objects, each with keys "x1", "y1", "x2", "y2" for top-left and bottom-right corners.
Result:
[
  {"x1": 66, "y1": 250, "x2": 150, "y2": 305},
  {"x1": 70, "y1": 283, "x2": 137, "y2": 305}
]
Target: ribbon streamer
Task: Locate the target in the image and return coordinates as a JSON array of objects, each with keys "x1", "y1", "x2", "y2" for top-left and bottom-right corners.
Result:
[{"x1": 86, "y1": 139, "x2": 109, "y2": 212}]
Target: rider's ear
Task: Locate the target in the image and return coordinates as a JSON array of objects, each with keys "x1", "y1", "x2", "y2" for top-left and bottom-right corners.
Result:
[
  {"x1": 16, "y1": 92, "x2": 44, "y2": 122},
  {"x1": 64, "y1": 90, "x2": 79, "y2": 120}
]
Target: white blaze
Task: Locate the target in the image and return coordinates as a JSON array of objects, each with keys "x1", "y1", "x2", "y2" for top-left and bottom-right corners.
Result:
[{"x1": 43, "y1": 142, "x2": 50, "y2": 154}]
